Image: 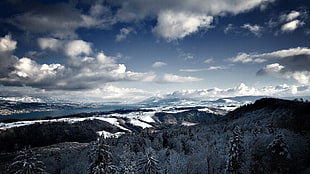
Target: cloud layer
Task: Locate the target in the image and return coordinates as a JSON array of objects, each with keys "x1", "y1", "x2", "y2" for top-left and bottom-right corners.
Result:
[
  {"x1": 0, "y1": 35, "x2": 202, "y2": 90},
  {"x1": 6, "y1": 0, "x2": 274, "y2": 41},
  {"x1": 8, "y1": 2, "x2": 112, "y2": 39},
  {"x1": 166, "y1": 83, "x2": 310, "y2": 100},
  {"x1": 229, "y1": 47, "x2": 310, "y2": 84}
]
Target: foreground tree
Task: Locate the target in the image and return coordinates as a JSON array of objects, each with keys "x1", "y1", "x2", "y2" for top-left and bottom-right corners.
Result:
[
  {"x1": 8, "y1": 146, "x2": 47, "y2": 174},
  {"x1": 89, "y1": 135, "x2": 117, "y2": 174},
  {"x1": 267, "y1": 134, "x2": 291, "y2": 173},
  {"x1": 138, "y1": 148, "x2": 160, "y2": 174},
  {"x1": 226, "y1": 125, "x2": 244, "y2": 174},
  {"x1": 119, "y1": 144, "x2": 137, "y2": 174}
]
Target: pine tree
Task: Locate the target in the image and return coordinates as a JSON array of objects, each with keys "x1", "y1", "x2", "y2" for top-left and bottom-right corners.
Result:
[
  {"x1": 267, "y1": 134, "x2": 291, "y2": 173},
  {"x1": 226, "y1": 125, "x2": 244, "y2": 174},
  {"x1": 89, "y1": 135, "x2": 117, "y2": 174},
  {"x1": 119, "y1": 145, "x2": 137, "y2": 174},
  {"x1": 137, "y1": 148, "x2": 160, "y2": 174},
  {"x1": 8, "y1": 146, "x2": 47, "y2": 174}
]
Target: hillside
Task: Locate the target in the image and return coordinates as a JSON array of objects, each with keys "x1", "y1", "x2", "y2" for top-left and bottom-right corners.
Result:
[{"x1": 0, "y1": 98, "x2": 309, "y2": 174}]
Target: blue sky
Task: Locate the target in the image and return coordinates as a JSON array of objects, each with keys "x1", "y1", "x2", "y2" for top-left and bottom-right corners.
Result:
[{"x1": 0, "y1": 0, "x2": 310, "y2": 103}]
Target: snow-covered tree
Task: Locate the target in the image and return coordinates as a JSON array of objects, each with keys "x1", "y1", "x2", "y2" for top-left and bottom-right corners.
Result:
[
  {"x1": 226, "y1": 125, "x2": 244, "y2": 174},
  {"x1": 267, "y1": 134, "x2": 291, "y2": 173},
  {"x1": 89, "y1": 135, "x2": 117, "y2": 174},
  {"x1": 119, "y1": 144, "x2": 137, "y2": 174},
  {"x1": 8, "y1": 146, "x2": 47, "y2": 174},
  {"x1": 137, "y1": 148, "x2": 160, "y2": 174}
]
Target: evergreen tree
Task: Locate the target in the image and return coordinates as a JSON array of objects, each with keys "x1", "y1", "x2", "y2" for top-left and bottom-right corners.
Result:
[
  {"x1": 89, "y1": 135, "x2": 117, "y2": 174},
  {"x1": 137, "y1": 148, "x2": 160, "y2": 174},
  {"x1": 119, "y1": 145, "x2": 137, "y2": 174},
  {"x1": 8, "y1": 146, "x2": 47, "y2": 174},
  {"x1": 226, "y1": 125, "x2": 244, "y2": 174},
  {"x1": 267, "y1": 134, "x2": 291, "y2": 173}
]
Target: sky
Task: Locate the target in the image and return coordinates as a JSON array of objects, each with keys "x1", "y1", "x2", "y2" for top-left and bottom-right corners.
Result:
[{"x1": 0, "y1": 0, "x2": 310, "y2": 103}]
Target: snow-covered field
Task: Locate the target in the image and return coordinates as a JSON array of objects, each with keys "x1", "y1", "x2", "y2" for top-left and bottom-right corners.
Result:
[{"x1": 0, "y1": 111, "x2": 156, "y2": 131}]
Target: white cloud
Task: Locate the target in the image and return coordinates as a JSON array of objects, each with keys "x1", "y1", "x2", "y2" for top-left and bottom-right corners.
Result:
[
  {"x1": 6, "y1": 0, "x2": 275, "y2": 40},
  {"x1": 114, "y1": 0, "x2": 274, "y2": 22},
  {"x1": 257, "y1": 63, "x2": 310, "y2": 84},
  {"x1": 0, "y1": 51, "x2": 155, "y2": 90},
  {"x1": 155, "y1": 73, "x2": 202, "y2": 83},
  {"x1": 38, "y1": 38, "x2": 62, "y2": 52},
  {"x1": 11, "y1": 57, "x2": 65, "y2": 83},
  {"x1": 242, "y1": 23, "x2": 263, "y2": 36},
  {"x1": 257, "y1": 63, "x2": 285, "y2": 76},
  {"x1": 116, "y1": 27, "x2": 135, "y2": 41},
  {"x1": 1, "y1": 37, "x2": 203, "y2": 90},
  {"x1": 286, "y1": 11, "x2": 300, "y2": 21},
  {"x1": 166, "y1": 83, "x2": 310, "y2": 99},
  {"x1": 229, "y1": 52, "x2": 267, "y2": 63},
  {"x1": 153, "y1": 10, "x2": 213, "y2": 41},
  {"x1": 180, "y1": 66, "x2": 227, "y2": 72},
  {"x1": 60, "y1": 84, "x2": 153, "y2": 103},
  {"x1": 38, "y1": 38, "x2": 92, "y2": 57},
  {"x1": 280, "y1": 10, "x2": 301, "y2": 22},
  {"x1": 281, "y1": 19, "x2": 304, "y2": 32},
  {"x1": 289, "y1": 71, "x2": 310, "y2": 84},
  {"x1": 179, "y1": 68, "x2": 207, "y2": 72},
  {"x1": 0, "y1": 34, "x2": 17, "y2": 52},
  {"x1": 229, "y1": 47, "x2": 310, "y2": 84},
  {"x1": 204, "y1": 58, "x2": 214, "y2": 63},
  {"x1": 177, "y1": 48, "x2": 195, "y2": 60},
  {"x1": 64, "y1": 40, "x2": 92, "y2": 57},
  {"x1": 224, "y1": 24, "x2": 235, "y2": 34},
  {"x1": 229, "y1": 47, "x2": 310, "y2": 63},
  {"x1": 113, "y1": 0, "x2": 274, "y2": 40},
  {"x1": 152, "y1": 61, "x2": 167, "y2": 68},
  {"x1": 208, "y1": 66, "x2": 227, "y2": 70},
  {"x1": 0, "y1": 34, "x2": 18, "y2": 77}
]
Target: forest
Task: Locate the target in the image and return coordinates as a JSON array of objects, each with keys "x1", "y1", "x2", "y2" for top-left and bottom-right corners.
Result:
[{"x1": 0, "y1": 98, "x2": 309, "y2": 174}]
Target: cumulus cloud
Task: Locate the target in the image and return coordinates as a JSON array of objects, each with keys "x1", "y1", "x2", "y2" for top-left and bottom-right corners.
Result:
[
  {"x1": 111, "y1": 0, "x2": 274, "y2": 40},
  {"x1": 116, "y1": 27, "x2": 135, "y2": 41},
  {"x1": 38, "y1": 38, "x2": 62, "y2": 52},
  {"x1": 257, "y1": 63, "x2": 285, "y2": 76},
  {"x1": 153, "y1": 10, "x2": 213, "y2": 40},
  {"x1": 38, "y1": 37, "x2": 92, "y2": 57},
  {"x1": 152, "y1": 61, "x2": 167, "y2": 68},
  {"x1": 0, "y1": 34, "x2": 18, "y2": 77},
  {"x1": 281, "y1": 20, "x2": 304, "y2": 32},
  {"x1": 166, "y1": 83, "x2": 310, "y2": 99},
  {"x1": 0, "y1": 51, "x2": 154, "y2": 90},
  {"x1": 242, "y1": 23, "x2": 263, "y2": 36},
  {"x1": 6, "y1": 0, "x2": 274, "y2": 40},
  {"x1": 0, "y1": 34, "x2": 16, "y2": 52},
  {"x1": 280, "y1": 10, "x2": 301, "y2": 22},
  {"x1": 64, "y1": 40, "x2": 92, "y2": 57},
  {"x1": 277, "y1": 10, "x2": 307, "y2": 33},
  {"x1": 0, "y1": 37, "x2": 203, "y2": 90}
]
